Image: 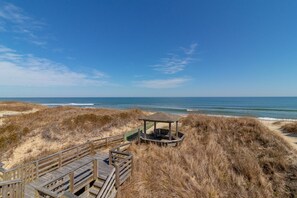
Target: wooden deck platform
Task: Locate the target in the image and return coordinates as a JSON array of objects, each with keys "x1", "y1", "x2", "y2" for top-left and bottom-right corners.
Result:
[
  {"x1": 24, "y1": 152, "x2": 113, "y2": 198},
  {"x1": 1, "y1": 136, "x2": 133, "y2": 198}
]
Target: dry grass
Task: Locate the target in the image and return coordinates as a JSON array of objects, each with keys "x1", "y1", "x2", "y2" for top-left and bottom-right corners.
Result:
[
  {"x1": 0, "y1": 101, "x2": 44, "y2": 112},
  {"x1": 281, "y1": 122, "x2": 297, "y2": 134},
  {"x1": 119, "y1": 115, "x2": 297, "y2": 198},
  {"x1": 0, "y1": 104, "x2": 144, "y2": 167}
]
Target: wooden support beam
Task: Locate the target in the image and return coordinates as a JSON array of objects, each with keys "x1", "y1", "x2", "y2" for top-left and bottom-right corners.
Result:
[
  {"x1": 69, "y1": 172, "x2": 74, "y2": 193},
  {"x1": 93, "y1": 159, "x2": 98, "y2": 180},
  {"x1": 169, "y1": 122, "x2": 172, "y2": 140},
  {"x1": 138, "y1": 128, "x2": 140, "y2": 144},
  {"x1": 58, "y1": 152, "x2": 62, "y2": 168},
  {"x1": 90, "y1": 141, "x2": 95, "y2": 155},
  {"x1": 144, "y1": 121, "x2": 147, "y2": 138},
  {"x1": 115, "y1": 164, "x2": 120, "y2": 189},
  {"x1": 176, "y1": 121, "x2": 179, "y2": 138},
  {"x1": 154, "y1": 122, "x2": 156, "y2": 132},
  {"x1": 109, "y1": 150, "x2": 112, "y2": 166}
]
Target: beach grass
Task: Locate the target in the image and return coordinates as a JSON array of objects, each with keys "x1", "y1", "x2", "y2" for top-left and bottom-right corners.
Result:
[
  {"x1": 0, "y1": 105, "x2": 144, "y2": 167},
  {"x1": 119, "y1": 115, "x2": 297, "y2": 198},
  {"x1": 281, "y1": 122, "x2": 297, "y2": 134}
]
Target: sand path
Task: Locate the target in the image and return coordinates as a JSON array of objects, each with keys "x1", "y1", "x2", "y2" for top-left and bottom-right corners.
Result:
[
  {"x1": 261, "y1": 120, "x2": 297, "y2": 151},
  {"x1": 0, "y1": 109, "x2": 39, "y2": 118}
]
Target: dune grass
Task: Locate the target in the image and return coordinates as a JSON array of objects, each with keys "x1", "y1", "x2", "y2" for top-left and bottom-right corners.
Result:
[
  {"x1": 119, "y1": 115, "x2": 297, "y2": 198},
  {"x1": 281, "y1": 122, "x2": 297, "y2": 134},
  {"x1": 0, "y1": 105, "x2": 144, "y2": 167}
]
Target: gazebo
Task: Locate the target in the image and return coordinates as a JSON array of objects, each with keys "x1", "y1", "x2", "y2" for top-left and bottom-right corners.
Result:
[{"x1": 138, "y1": 112, "x2": 185, "y2": 146}]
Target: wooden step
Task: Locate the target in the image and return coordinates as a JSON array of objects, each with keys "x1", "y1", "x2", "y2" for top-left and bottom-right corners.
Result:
[
  {"x1": 89, "y1": 187, "x2": 99, "y2": 196},
  {"x1": 94, "y1": 180, "x2": 104, "y2": 188}
]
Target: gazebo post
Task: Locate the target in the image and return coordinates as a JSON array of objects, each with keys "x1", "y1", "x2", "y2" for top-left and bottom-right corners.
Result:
[
  {"x1": 176, "y1": 121, "x2": 178, "y2": 138},
  {"x1": 169, "y1": 122, "x2": 172, "y2": 140},
  {"x1": 144, "y1": 120, "x2": 147, "y2": 138},
  {"x1": 154, "y1": 121, "x2": 156, "y2": 133}
]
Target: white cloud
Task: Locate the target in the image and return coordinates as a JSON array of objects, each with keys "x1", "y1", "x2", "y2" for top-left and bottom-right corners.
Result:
[
  {"x1": 93, "y1": 70, "x2": 109, "y2": 79},
  {"x1": 0, "y1": 45, "x2": 108, "y2": 87},
  {"x1": 136, "y1": 78, "x2": 189, "y2": 89},
  {"x1": 152, "y1": 43, "x2": 197, "y2": 74},
  {"x1": 181, "y1": 43, "x2": 197, "y2": 55},
  {"x1": 0, "y1": 2, "x2": 47, "y2": 45}
]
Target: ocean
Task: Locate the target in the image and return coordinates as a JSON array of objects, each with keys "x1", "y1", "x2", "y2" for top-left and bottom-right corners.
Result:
[{"x1": 1, "y1": 97, "x2": 297, "y2": 120}]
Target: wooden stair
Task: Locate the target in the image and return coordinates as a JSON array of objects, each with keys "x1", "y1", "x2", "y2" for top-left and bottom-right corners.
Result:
[
  {"x1": 89, "y1": 178, "x2": 105, "y2": 197},
  {"x1": 88, "y1": 175, "x2": 117, "y2": 198}
]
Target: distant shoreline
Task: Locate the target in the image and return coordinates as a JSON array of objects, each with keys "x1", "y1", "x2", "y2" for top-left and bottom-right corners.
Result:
[{"x1": 1, "y1": 98, "x2": 297, "y2": 120}]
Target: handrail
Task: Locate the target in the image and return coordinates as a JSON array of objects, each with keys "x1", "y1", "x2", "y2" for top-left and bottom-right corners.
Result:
[
  {"x1": 139, "y1": 130, "x2": 185, "y2": 145},
  {"x1": 1, "y1": 134, "x2": 124, "y2": 182},
  {"x1": 0, "y1": 179, "x2": 21, "y2": 186},
  {"x1": 35, "y1": 159, "x2": 97, "y2": 197},
  {"x1": 34, "y1": 186, "x2": 59, "y2": 198},
  {"x1": 109, "y1": 142, "x2": 133, "y2": 189},
  {"x1": 97, "y1": 168, "x2": 115, "y2": 198},
  {"x1": 42, "y1": 159, "x2": 95, "y2": 187},
  {"x1": 0, "y1": 179, "x2": 23, "y2": 198},
  {"x1": 0, "y1": 133, "x2": 132, "y2": 198}
]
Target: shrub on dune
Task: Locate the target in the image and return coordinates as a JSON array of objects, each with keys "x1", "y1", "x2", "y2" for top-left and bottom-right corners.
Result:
[
  {"x1": 281, "y1": 122, "x2": 297, "y2": 134},
  {"x1": 119, "y1": 115, "x2": 297, "y2": 198}
]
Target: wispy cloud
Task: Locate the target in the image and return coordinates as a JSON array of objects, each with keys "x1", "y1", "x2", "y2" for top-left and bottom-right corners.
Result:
[
  {"x1": 181, "y1": 43, "x2": 197, "y2": 55},
  {"x1": 0, "y1": 45, "x2": 108, "y2": 86},
  {"x1": 0, "y1": 2, "x2": 47, "y2": 46},
  {"x1": 136, "y1": 78, "x2": 189, "y2": 89},
  {"x1": 152, "y1": 43, "x2": 197, "y2": 74}
]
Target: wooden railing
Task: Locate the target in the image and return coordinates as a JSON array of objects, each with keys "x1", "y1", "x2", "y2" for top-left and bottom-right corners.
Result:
[
  {"x1": 138, "y1": 129, "x2": 185, "y2": 146},
  {"x1": 97, "y1": 168, "x2": 116, "y2": 198},
  {"x1": 35, "y1": 159, "x2": 98, "y2": 197},
  {"x1": 0, "y1": 168, "x2": 5, "y2": 181},
  {"x1": 0, "y1": 134, "x2": 134, "y2": 197},
  {"x1": 109, "y1": 142, "x2": 133, "y2": 188},
  {"x1": 0, "y1": 179, "x2": 23, "y2": 198},
  {"x1": 1, "y1": 135, "x2": 124, "y2": 183}
]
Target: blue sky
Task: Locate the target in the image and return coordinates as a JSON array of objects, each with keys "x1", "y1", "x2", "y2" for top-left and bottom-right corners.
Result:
[{"x1": 0, "y1": 0, "x2": 297, "y2": 97}]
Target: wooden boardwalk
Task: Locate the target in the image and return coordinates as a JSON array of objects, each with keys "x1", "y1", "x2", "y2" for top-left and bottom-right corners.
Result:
[
  {"x1": 24, "y1": 152, "x2": 113, "y2": 197},
  {"x1": 1, "y1": 135, "x2": 133, "y2": 198}
]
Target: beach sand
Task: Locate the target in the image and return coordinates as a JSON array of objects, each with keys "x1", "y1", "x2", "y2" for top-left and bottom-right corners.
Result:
[
  {"x1": 261, "y1": 120, "x2": 297, "y2": 151},
  {"x1": 0, "y1": 109, "x2": 39, "y2": 118}
]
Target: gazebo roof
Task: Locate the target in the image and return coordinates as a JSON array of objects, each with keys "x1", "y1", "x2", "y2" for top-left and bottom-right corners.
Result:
[{"x1": 139, "y1": 112, "x2": 181, "y2": 123}]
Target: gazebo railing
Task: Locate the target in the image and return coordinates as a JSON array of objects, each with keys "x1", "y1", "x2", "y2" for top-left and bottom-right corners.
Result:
[{"x1": 138, "y1": 129, "x2": 185, "y2": 146}]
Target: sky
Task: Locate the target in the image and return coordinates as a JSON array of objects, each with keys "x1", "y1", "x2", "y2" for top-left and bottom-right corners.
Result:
[{"x1": 0, "y1": 0, "x2": 297, "y2": 97}]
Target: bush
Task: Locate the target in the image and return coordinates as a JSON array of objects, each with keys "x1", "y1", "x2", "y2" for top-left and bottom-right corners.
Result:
[{"x1": 281, "y1": 122, "x2": 297, "y2": 134}]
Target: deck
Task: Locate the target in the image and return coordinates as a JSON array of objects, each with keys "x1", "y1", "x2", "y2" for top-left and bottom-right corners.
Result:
[
  {"x1": 0, "y1": 136, "x2": 133, "y2": 198},
  {"x1": 24, "y1": 152, "x2": 112, "y2": 197}
]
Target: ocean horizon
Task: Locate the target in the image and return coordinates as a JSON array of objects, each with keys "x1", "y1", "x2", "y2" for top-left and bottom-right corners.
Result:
[{"x1": 1, "y1": 97, "x2": 297, "y2": 120}]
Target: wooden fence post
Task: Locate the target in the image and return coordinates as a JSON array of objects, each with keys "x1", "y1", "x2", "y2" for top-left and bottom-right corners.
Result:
[
  {"x1": 76, "y1": 147, "x2": 79, "y2": 160},
  {"x1": 93, "y1": 159, "x2": 98, "y2": 180},
  {"x1": 69, "y1": 172, "x2": 74, "y2": 193},
  {"x1": 115, "y1": 164, "x2": 120, "y2": 189},
  {"x1": 58, "y1": 152, "x2": 62, "y2": 168},
  {"x1": 109, "y1": 150, "x2": 112, "y2": 166},
  {"x1": 90, "y1": 141, "x2": 95, "y2": 155}
]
